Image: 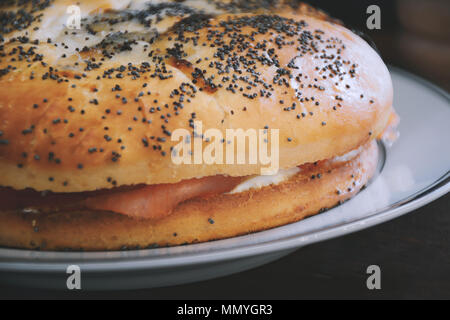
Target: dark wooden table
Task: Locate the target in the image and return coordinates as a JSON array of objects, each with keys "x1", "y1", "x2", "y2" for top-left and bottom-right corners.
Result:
[{"x1": 1, "y1": 193, "x2": 448, "y2": 300}]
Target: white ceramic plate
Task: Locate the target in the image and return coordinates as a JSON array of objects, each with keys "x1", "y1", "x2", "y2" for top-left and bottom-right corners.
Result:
[{"x1": 0, "y1": 67, "x2": 448, "y2": 290}]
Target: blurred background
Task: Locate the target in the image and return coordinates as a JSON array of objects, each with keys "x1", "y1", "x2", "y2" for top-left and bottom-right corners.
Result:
[{"x1": 306, "y1": 0, "x2": 450, "y2": 91}]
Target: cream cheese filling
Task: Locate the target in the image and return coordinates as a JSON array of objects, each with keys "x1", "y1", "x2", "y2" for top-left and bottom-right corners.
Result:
[
  {"x1": 228, "y1": 144, "x2": 365, "y2": 194},
  {"x1": 228, "y1": 167, "x2": 301, "y2": 194}
]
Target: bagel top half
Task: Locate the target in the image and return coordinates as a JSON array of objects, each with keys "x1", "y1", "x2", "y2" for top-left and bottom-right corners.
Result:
[{"x1": 0, "y1": 0, "x2": 394, "y2": 192}]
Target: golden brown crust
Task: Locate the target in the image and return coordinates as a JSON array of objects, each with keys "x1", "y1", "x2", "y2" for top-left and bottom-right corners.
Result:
[
  {"x1": 0, "y1": 0, "x2": 393, "y2": 192},
  {"x1": 0, "y1": 140, "x2": 378, "y2": 251}
]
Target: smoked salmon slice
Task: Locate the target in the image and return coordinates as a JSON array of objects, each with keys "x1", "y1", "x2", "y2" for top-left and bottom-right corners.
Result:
[
  {"x1": 84, "y1": 175, "x2": 244, "y2": 219},
  {"x1": 0, "y1": 175, "x2": 244, "y2": 219}
]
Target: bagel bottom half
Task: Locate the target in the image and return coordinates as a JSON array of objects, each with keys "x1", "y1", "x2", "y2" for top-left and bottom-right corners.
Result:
[{"x1": 0, "y1": 140, "x2": 379, "y2": 251}]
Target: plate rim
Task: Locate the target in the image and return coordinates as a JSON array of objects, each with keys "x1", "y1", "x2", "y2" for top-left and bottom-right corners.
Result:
[{"x1": 0, "y1": 66, "x2": 449, "y2": 273}]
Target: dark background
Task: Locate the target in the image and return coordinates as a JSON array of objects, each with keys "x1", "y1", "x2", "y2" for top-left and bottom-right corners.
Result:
[
  {"x1": 0, "y1": 0, "x2": 449, "y2": 300},
  {"x1": 309, "y1": 0, "x2": 450, "y2": 91}
]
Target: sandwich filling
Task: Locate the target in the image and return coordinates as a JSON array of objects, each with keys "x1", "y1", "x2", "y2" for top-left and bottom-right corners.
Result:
[{"x1": 0, "y1": 143, "x2": 367, "y2": 219}]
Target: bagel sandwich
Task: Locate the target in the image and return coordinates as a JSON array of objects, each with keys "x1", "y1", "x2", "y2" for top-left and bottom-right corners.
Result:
[{"x1": 0, "y1": 0, "x2": 398, "y2": 251}]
